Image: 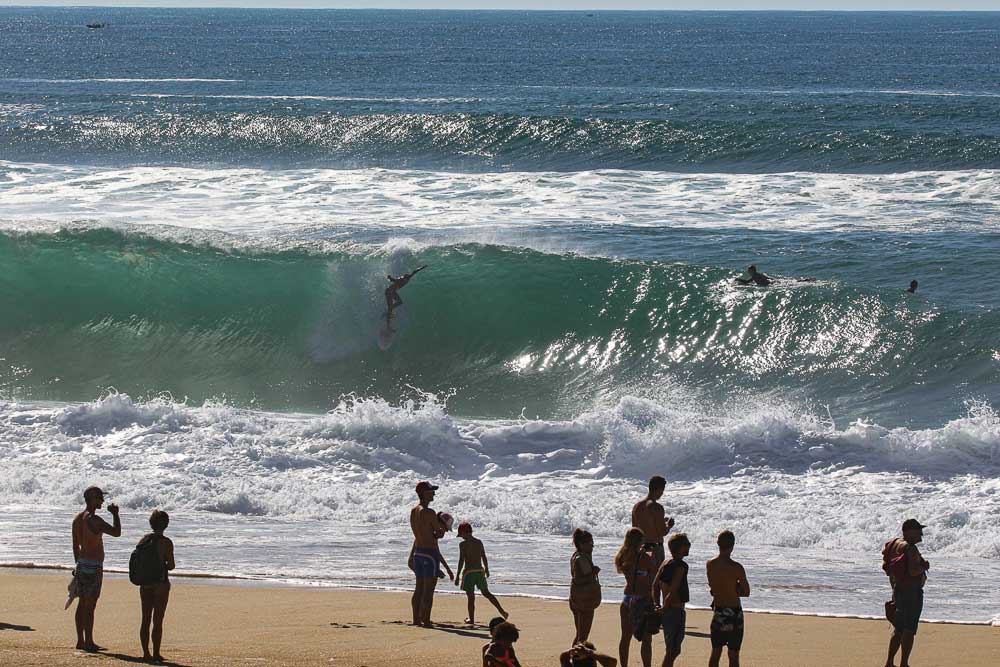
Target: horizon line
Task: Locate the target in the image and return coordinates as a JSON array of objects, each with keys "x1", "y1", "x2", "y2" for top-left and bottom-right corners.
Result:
[{"x1": 5, "y1": 4, "x2": 1000, "y2": 11}]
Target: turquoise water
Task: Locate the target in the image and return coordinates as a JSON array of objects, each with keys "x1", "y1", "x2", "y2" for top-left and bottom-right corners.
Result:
[{"x1": 1, "y1": 9, "x2": 998, "y2": 622}]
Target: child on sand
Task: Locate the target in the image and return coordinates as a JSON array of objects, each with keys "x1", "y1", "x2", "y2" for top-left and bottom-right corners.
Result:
[
  {"x1": 482, "y1": 616, "x2": 510, "y2": 667},
  {"x1": 455, "y1": 521, "x2": 509, "y2": 625},
  {"x1": 484, "y1": 621, "x2": 522, "y2": 667}
]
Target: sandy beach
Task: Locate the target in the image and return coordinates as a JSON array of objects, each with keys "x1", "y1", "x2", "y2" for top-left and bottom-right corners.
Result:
[{"x1": 0, "y1": 570, "x2": 996, "y2": 667}]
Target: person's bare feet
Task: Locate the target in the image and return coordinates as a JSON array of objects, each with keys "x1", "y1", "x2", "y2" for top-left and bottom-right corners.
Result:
[
  {"x1": 502, "y1": 611, "x2": 509, "y2": 619},
  {"x1": 81, "y1": 643, "x2": 104, "y2": 653},
  {"x1": 464, "y1": 618, "x2": 475, "y2": 626},
  {"x1": 152, "y1": 654, "x2": 166, "y2": 663}
]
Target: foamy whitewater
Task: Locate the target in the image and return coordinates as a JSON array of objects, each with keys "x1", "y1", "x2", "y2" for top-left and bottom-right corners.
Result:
[{"x1": 2, "y1": 8, "x2": 999, "y2": 625}]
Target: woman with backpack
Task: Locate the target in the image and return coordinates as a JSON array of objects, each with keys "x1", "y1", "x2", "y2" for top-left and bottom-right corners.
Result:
[{"x1": 132, "y1": 510, "x2": 174, "y2": 663}]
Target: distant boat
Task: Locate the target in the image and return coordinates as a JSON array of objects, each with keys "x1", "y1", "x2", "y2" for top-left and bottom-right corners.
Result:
[{"x1": 86, "y1": 23, "x2": 106, "y2": 29}]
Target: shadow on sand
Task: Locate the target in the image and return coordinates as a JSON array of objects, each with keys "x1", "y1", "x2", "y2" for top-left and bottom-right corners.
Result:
[
  {"x1": 0, "y1": 622, "x2": 34, "y2": 631},
  {"x1": 382, "y1": 619, "x2": 490, "y2": 639},
  {"x1": 100, "y1": 652, "x2": 190, "y2": 667}
]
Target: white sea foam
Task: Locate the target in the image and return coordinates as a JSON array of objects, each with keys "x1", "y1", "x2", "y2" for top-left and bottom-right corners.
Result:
[
  {"x1": 1, "y1": 162, "x2": 997, "y2": 240},
  {"x1": 1, "y1": 392, "x2": 998, "y2": 621}
]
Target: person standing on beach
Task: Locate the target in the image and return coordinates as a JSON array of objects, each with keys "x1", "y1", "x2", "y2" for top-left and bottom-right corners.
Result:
[
  {"x1": 409, "y1": 480, "x2": 447, "y2": 627},
  {"x1": 883, "y1": 519, "x2": 930, "y2": 667},
  {"x1": 631, "y1": 476, "x2": 675, "y2": 567},
  {"x1": 615, "y1": 527, "x2": 657, "y2": 667},
  {"x1": 134, "y1": 510, "x2": 175, "y2": 663},
  {"x1": 706, "y1": 531, "x2": 750, "y2": 667},
  {"x1": 454, "y1": 521, "x2": 508, "y2": 626},
  {"x1": 71, "y1": 486, "x2": 121, "y2": 652},
  {"x1": 569, "y1": 528, "x2": 602, "y2": 645},
  {"x1": 653, "y1": 533, "x2": 691, "y2": 667}
]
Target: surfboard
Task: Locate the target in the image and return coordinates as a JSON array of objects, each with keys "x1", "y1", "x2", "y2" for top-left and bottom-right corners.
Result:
[{"x1": 377, "y1": 311, "x2": 396, "y2": 350}]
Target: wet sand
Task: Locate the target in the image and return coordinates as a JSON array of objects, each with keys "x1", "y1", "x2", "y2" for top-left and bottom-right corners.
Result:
[{"x1": 1, "y1": 571, "x2": 996, "y2": 666}]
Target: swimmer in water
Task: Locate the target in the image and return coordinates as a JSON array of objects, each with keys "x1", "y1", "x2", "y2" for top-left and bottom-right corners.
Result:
[
  {"x1": 907, "y1": 280, "x2": 918, "y2": 293},
  {"x1": 735, "y1": 265, "x2": 771, "y2": 287}
]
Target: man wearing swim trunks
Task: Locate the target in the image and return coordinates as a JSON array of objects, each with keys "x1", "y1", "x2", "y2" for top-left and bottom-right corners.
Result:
[
  {"x1": 71, "y1": 486, "x2": 121, "y2": 652},
  {"x1": 409, "y1": 480, "x2": 447, "y2": 627},
  {"x1": 631, "y1": 476, "x2": 675, "y2": 567},
  {"x1": 707, "y1": 531, "x2": 750, "y2": 667}
]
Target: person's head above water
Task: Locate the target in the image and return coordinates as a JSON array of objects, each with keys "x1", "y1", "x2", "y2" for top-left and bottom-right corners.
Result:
[
  {"x1": 908, "y1": 279, "x2": 918, "y2": 293},
  {"x1": 748, "y1": 265, "x2": 758, "y2": 274}
]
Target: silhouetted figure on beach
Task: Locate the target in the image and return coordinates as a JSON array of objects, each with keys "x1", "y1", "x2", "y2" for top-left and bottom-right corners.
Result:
[
  {"x1": 654, "y1": 533, "x2": 691, "y2": 667},
  {"x1": 481, "y1": 617, "x2": 508, "y2": 667},
  {"x1": 707, "y1": 531, "x2": 750, "y2": 667},
  {"x1": 385, "y1": 265, "x2": 427, "y2": 320},
  {"x1": 408, "y1": 481, "x2": 448, "y2": 627},
  {"x1": 484, "y1": 621, "x2": 523, "y2": 667},
  {"x1": 561, "y1": 641, "x2": 618, "y2": 667},
  {"x1": 907, "y1": 280, "x2": 918, "y2": 293},
  {"x1": 70, "y1": 486, "x2": 121, "y2": 652},
  {"x1": 133, "y1": 510, "x2": 175, "y2": 663},
  {"x1": 735, "y1": 265, "x2": 771, "y2": 287},
  {"x1": 616, "y1": 527, "x2": 657, "y2": 667},
  {"x1": 455, "y1": 521, "x2": 508, "y2": 625},
  {"x1": 569, "y1": 528, "x2": 602, "y2": 645},
  {"x1": 883, "y1": 519, "x2": 930, "y2": 667},
  {"x1": 631, "y1": 476, "x2": 675, "y2": 568}
]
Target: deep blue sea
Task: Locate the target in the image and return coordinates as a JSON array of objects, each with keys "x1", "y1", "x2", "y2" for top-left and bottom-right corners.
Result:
[{"x1": 1, "y1": 9, "x2": 998, "y2": 623}]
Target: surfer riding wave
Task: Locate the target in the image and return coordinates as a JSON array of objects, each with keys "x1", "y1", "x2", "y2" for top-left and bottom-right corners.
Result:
[{"x1": 385, "y1": 265, "x2": 427, "y2": 332}]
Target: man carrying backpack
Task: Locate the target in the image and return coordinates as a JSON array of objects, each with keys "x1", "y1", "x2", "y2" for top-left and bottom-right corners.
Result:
[{"x1": 883, "y1": 519, "x2": 929, "y2": 667}]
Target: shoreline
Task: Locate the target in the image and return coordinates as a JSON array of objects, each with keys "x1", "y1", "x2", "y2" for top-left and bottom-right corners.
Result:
[
  {"x1": 3, "y1": 564, "x2": 994, "y2": 627},
  {"x1": 1, "y1": 571, "x2": 996, "y2": 667}
]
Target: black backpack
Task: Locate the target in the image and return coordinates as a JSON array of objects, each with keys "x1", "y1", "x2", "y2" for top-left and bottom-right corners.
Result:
[{"x1": 129, "y1": 535, "x2": 165, "y2": 586}]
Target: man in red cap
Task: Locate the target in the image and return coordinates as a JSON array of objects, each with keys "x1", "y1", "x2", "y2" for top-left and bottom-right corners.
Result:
[
  {"x1": 409, "y1": 481, "x2": 449, "y2": 626},
  {"x1": 884, "y1": 518, "x2": 930, "y2": 667},
  {"x1": 70, "y1": 486, "x2": 121, "y2": 652}
]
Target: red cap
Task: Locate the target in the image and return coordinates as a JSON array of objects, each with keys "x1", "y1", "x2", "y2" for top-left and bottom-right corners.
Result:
[
  {"x1": 457, "y1": 521, "x2": 472, "y2": 535},
  {"x1": 415, "y1": 481, "x2": 439, "y2": 495}
]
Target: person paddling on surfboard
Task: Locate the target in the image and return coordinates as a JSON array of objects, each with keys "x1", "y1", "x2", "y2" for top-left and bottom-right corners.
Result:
[
  {"x1": 385, "y1": 265, "x2": 427, "y2": 330},
  {"x1": 735, "y1": 264, "x2": 772, "y2": 287}
]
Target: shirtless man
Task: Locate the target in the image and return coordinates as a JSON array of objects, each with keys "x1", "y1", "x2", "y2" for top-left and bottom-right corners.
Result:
[
  {"x1": 884, "y1": 519, "x2": 930, "y2": 667},
  {"x1": 706, "y1": 531, "x2": 750, "y2": 667},
  {"x1": 385, "y1": 265, "x2": 427, "y2": 324},
  {"x1": 71, "y1": 486, "x2": 121, "y2": 652},
  {"x1": 631, "y1": 476, "x2": 675, "y2": 567},
  {"x1": 409, "y1": 480, "x2": 448, "y2": 627}
]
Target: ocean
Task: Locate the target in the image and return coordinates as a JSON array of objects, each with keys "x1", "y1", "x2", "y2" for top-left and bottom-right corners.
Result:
[{"x1": 0, "y1": 8, "x2": 998, "y2": 625}]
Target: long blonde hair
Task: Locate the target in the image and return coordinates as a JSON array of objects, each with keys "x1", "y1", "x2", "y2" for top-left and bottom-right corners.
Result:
[{"x1": 614, "y1": 527, "x2": 645, "y2": 573}]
